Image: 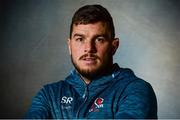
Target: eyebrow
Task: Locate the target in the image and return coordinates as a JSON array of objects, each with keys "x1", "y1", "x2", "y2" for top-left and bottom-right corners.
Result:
[
  {"x1": 95, "y1": 34, "x2": 109, "y2": 38},
  {"x1": 73, "y1": 33, "x2": 85, "y2": 38},
  {"x1": 73, "y1": 33, "x2": 109, "y2": 39}
]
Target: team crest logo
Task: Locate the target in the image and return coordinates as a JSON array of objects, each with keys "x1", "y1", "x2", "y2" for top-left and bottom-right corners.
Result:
[{"x1": 89, "y1": 97, "x2": 104, "y2": 112}]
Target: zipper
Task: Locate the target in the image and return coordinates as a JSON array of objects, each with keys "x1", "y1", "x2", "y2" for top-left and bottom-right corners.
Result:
[{"x1": 76, "y1": 84, "x2": 88, "y2": 118}]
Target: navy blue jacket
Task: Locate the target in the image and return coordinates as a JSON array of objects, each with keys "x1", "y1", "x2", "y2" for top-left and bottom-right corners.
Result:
[{"x1": 25, "y1": 64, "x2": 157, "y2": 119}]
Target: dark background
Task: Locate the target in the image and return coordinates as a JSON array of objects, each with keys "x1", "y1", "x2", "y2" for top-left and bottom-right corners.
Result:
[{"x1": 0, "y1": 0, "x2": 180, "y2": 118}]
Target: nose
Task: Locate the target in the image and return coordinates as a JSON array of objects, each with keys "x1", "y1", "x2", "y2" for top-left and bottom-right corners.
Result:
[{"x1": 84, "y1": 40, "x2": 96, "y2": 53}]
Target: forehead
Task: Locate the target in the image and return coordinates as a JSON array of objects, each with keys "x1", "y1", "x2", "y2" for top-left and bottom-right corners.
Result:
[{"x1": 72, "y1": 22, "x2": 109, "y2": 36}]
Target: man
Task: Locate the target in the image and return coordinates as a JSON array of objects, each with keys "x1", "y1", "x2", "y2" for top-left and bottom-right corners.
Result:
[{"x1": 25, "y1": 4, "x2": 157, "y2": 119}]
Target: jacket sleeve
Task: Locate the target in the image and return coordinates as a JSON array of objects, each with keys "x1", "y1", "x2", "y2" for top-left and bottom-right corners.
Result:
[
  {"x1": 115, "y1": 80, "x2": 157, "y2": 119},
  {"x1": 25, "y1": 87, "x2": 50, "y2": 119}
]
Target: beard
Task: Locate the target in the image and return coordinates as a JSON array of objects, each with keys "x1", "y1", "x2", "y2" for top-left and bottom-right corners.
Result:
[{"x1": 71, "y1": 53, "x2": 113, "y2": 80}]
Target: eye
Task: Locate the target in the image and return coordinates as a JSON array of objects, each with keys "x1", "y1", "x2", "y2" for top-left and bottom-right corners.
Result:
[
  {"x1": 75, "y1": 37, "x2": 84, "y2": 42},
  {"x1": 96, "y1": 37, "x2": 106, "y2": 43}
]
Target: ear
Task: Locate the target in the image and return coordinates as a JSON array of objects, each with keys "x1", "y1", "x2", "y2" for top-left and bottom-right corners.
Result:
[
  {"x1": 112, "y1": 38, "x2": 119, "y2": 55},
  {"x1": 67, "y1": 38, "x2": 72, "y2": 55}
]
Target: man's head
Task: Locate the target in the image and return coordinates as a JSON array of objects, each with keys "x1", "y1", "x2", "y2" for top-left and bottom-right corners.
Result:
[
  {"x1": 68, "y1": 5, "x2": 119, "y2": 82},
  {"x1": 69, "y1": 4, "x2": 115, "y2": 39}
]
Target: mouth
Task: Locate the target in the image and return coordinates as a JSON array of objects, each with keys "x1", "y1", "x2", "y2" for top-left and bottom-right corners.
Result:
[
  {"x1": 81, "y1": 57, "x2": 97, "y2": 64},
  {"x1": 79, "y1": 54, "x2": 99, "y2": 65},
  {"x1": 82, "y1": 57, "x2": 96, "y2": 60}
]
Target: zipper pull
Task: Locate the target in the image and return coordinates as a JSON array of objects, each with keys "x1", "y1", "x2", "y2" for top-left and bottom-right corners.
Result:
[
  {"x1": 82, "y1": 85, "x2": 88, "y2": 99},
  {"x1": 82, "y1": 93, "x2": 86, "y2": 99}
]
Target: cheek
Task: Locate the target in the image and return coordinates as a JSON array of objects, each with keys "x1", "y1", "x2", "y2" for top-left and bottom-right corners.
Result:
[
  {"x1": 99, "y1": 43, "x2": 112, "y2": 53},
  {"x1": 71, "y1": 46, "x2": 83, "y2": 60},
  {"x1": 97, "y1": 46, "x2": 112, "y2": 59}
]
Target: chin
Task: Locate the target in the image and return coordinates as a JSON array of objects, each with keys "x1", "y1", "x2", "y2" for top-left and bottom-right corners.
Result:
[
  {"x1": 72, "y1": 57, "x2": 109, "y2": 78},
  {"x1": 80, "y1": 67, "x2": 98, "y2": 73},
  {"x1": 81, "y1": 63, "x2": 102, "y2": 71},
  {"x1": 77, "y1": 65, "x2": 105, "y2": 78}
]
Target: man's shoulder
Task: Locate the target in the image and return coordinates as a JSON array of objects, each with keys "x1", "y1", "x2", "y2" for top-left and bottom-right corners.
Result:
[
  {"x1": 121, "y1": 69, "x2": 152, "y2": 88},
  {"x1": 114, "y1": 67, "x2": 154, "y2": 93},
  {"x1": 125, "y1": 78, "x2": 154, "y2": 93},
  {"x1": 116, "y1": 67, "x2": 148, "y2": 84},
  {"x1": 35, "y1": 80, "x2": 70, "y2": 98},
  {"x1": 115, "y1": 74, "x2": 155, "y2": 97},
  {"x1": 42, "y1": 80, "x2": 68, "y2": 92}
]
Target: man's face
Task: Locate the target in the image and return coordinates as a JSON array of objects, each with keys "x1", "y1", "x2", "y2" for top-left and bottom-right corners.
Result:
[{"x1": 68, "y1": 22, "x2": 119, "y2": 79}]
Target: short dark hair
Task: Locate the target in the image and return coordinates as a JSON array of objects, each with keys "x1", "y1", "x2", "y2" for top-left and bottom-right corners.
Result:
[{"x1": 69, "y1": 4, "x2": 115, "y2": 39}]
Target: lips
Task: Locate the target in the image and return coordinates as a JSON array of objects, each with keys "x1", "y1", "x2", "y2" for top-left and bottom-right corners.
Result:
[
  {"x1": 81, "y1": 57, "x2": 97, "y2": 64},
  {"x1": 79, "y1": 54, "x2": 99, "y2": 64},
  {"x1": 82, "y1": 57, "x2": 96, "y2": 60}
]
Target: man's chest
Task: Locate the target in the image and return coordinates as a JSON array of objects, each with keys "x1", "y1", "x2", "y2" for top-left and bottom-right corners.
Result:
[{"x1": 49, "y1": 86, "x2": 119, "y2": 119}]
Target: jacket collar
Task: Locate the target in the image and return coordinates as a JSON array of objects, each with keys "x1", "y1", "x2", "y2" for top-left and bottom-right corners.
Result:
[{"x1": 65, "y1": 63, "x2": 123, "y2": 97}]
